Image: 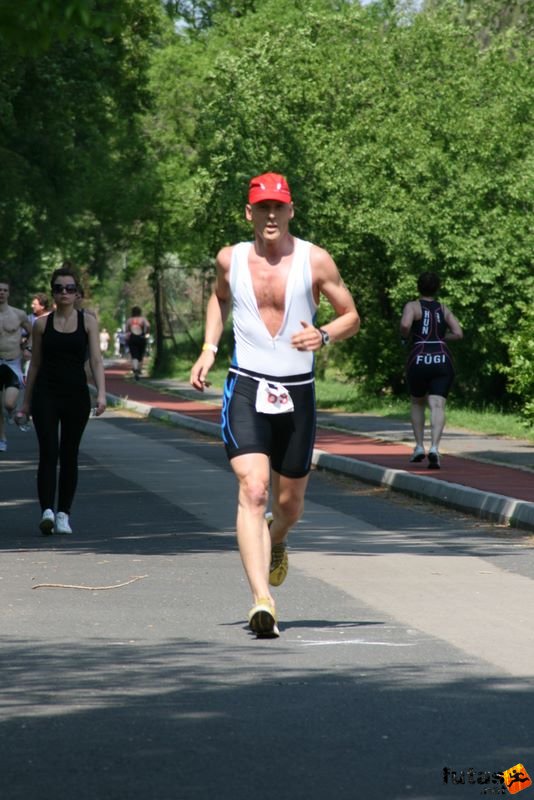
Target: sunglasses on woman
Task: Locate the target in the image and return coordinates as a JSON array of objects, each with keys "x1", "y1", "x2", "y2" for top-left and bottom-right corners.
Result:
[{"x1": 52, "y1": 283, "x2": 78, "y2": 294}]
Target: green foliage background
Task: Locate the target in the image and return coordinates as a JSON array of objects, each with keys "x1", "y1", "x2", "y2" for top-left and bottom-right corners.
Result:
[{"x1": 1, "y1": 0, "x2": 532, "y2": 418}]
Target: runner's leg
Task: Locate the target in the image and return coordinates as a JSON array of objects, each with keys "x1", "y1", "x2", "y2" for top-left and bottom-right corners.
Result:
[
  {"x1": 428, "y1": 394, "x2": 446, "y2": 451},
  {"x1": 270, "y1": 470, "x2": 309, "y2": 545},
  {"x1": 3, "y1": 385, "x2": 19, "y2": 418},
  {"x1": 410, "y1": 395, "x2": 426, "y2": 448},
  {"x1": 231, "y1": 452, "x2": 273, "y2": 604}
]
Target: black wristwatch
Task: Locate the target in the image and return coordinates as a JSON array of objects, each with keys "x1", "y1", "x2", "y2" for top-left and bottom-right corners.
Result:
[{"x1": 319, "y1": 328, "x2": 330, "y2": 347}]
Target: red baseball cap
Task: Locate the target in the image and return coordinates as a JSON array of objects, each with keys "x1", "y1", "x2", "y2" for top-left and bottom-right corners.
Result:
[{"x1": 248, "y1": 172, "x2": 292, "y2": 205}]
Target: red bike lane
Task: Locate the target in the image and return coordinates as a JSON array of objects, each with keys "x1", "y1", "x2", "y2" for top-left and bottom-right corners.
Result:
[{"x1": 103, "y1": 364, "x2": 534, "y2": 505}]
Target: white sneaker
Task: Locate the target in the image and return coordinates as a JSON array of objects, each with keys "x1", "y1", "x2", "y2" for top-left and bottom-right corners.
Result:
[
  {"x1": 55, "y1": 512, "x2": 72, "y2": 534},
  {"x1": 409, "y1": 445, "x2": 425, "y2": 463},
  {"x1": 14, "y1": 412, "x2": 31, "y2": 431},
  {"x1": 39, "y1": 508, "x2": 55, "y2": 535},
  {"x1": 428, "y1": 448, "x2": 441, "y2": 470},
  {"x1": 0, "y1": 439, "x2": 7, "y2": 452}
]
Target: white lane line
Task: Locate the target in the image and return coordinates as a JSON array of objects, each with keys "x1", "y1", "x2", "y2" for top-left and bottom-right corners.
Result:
[{"x1": 293, "y1": 551, "x2": 534, "y2": 677}]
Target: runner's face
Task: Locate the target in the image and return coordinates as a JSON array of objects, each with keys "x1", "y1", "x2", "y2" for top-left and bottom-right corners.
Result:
[
  {"x1": 31, "y1": 297, "x2": 45, "y2": 314},
  {"x1": 52, "y1": 277, "x2": 78, "y2": 309},
  {"x1": 0, "y1": 283, "x2": 9, "y2": 303},
  {"x1": 246, "y1": 200, "x2": 294, "y2": 242}
]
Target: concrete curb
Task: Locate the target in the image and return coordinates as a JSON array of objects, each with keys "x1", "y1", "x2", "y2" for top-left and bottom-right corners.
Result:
[
  {"x1": 102, "y1": 389, "x2": 534, "y2": 533},
  {"x1": 312, "y1": 450, "x2": 534, "y2": 532}
]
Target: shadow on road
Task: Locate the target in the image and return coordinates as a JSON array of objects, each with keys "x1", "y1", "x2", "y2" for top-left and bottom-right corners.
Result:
[{"x1": 2, "y1": 636, "x2": 532, "y2": 799}]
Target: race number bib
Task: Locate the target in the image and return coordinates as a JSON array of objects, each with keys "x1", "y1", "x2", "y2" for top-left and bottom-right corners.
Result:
[{"x1": 255, "y1": 379, "x2": 294, "y2": 415}]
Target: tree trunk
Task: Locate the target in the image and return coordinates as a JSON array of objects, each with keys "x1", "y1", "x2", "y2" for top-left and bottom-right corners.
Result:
[
  {"x1": 153, "y1": 263, "x2": 165, "y2": 371},
  {"x1": 151, "y1": 220, "x2": 165, "y2": 372}
]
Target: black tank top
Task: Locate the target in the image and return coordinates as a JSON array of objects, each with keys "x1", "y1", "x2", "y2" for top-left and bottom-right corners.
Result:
[
  {"x1": 36, "y1": 310, "x2": 89, "y2": 391},
  {"x1": 410, "y1": 299, "x2": 449, "y2": 350}
]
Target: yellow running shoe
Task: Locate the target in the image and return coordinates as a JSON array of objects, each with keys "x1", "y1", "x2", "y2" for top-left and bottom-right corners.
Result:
[
  {"x1": 266, "y1": 513, "x2": 289, "y2": 587},
  {"x1": 248, "y1": 597, "x2": 280, "y2": 638}
]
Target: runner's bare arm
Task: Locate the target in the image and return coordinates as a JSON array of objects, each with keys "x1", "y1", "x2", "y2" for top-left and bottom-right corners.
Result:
[
  {"x1": 20, "y1": 312, "x2": 32, "y2": 339},
  {"x1": 20, "y1": 312, "x2": 33, "y2": 353},
  {"x1": 443, "y1": 306, "x2": 463, "y2": 341},
  {"x1": 291, "y1": 246, "x2": 360, "y2": 351},
  {"x1": 190, "y1": 247, "x2": 232, "y2": 390},
  {"x1": 400, "y1": 301, "x2": 417, "y2": 339},
  {"x1": 85, "y1": 314, "x2": 107, "y2": 415},
  {"x1": 20, "y1": 316, "x2": 45, "y2": 415}
]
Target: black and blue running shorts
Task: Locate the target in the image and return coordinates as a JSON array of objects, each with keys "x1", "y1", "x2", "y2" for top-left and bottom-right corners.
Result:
[{"x1": 221, "y1": 368, "x2": 316, "y2": 478}]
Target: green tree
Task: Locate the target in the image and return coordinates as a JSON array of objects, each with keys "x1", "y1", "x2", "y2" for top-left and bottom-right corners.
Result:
[
  {"x1": 0, "y1": 1, "x2": 116, "y2": 52},
  {"x1": 131, "y1": 22, "x2": 215, "y2": 367},
  {"x1": 164, "y1": 1, "x2": 260, "y2": 31},
  {"x1": 0, "y1": 0, "x2": 165, "y2": 305},
  {"x1": 181, "y1": 0, "x2": 533, "y2": 404},
  {"x1": 504, "y1": 303, "x2": 534, "y2": 424}
]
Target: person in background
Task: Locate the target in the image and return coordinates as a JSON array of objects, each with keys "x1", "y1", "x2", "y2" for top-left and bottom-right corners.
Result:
[
  {"x1": 118, "y1": 329, "x2": 127, "y2": 356},
  {"x1": 99, "y1": 327, "x2": 110, "y2": 355},
  {"x1": 400, "y1": 271, "x2": 463, "y2": 469},
  {"x1": 125, "y1": 306, "x2": 150, "y2": 380},
  {"x1": 190, "y1": 172, "x2": 360, "y2": 637},
  {"x1": 0, "y1": 279, "x2": 32, "y2": 451},
  {"x1": 20, "y1": 265, "x2": 106, "y2": 534},
  {"x1": 22, "y1": 292, "x2": 50, "y2": 378},
  {"x1": 29, "y1": 293, "x2": 50, "y2": 325}
]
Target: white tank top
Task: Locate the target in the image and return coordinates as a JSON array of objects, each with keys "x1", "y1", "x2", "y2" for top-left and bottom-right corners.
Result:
[{"x1": 229, "y1": 237, "x2": 317, "y2": 377}]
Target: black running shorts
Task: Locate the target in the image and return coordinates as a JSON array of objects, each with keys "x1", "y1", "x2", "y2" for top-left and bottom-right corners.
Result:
[
  {"x1": 406, "y1": 349, "x2": 455, "y2": 398},
  {"x1": 221, "y1": 368, "x2": 316, "y2": 478},
  {"x1": 128, "y1": 333, "x2": 147, "y2": 360},
  {"x1": 0, "y1": 363, "x2": 22, "y2": 391}
]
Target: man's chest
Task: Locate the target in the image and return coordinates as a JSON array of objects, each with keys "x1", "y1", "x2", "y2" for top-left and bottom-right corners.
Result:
[
  {"x1": 248, "y1": 260, "x2": 292, "y2": 312},
  {"x1": 0, "y1": 309, "x2": 21, "y2": 336}
]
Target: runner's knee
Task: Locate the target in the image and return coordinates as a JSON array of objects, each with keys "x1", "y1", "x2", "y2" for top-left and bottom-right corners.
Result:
[
  {"x1": 4, "y1": 395, "x2": 17, "y2": 412},
  {"x1": 239, "y1": 475, "x2": 269, "y2": 511},
  {"x1": 428, "y1": 394, "x2": 446, "y2": 411}
]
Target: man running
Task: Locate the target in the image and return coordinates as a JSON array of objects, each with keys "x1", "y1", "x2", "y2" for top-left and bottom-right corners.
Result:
[
  {"x1": 190, "y1": 172, "x2": 360, "y2": 637},
  {"x1": 0, "y1": 280, "x2": 32, "y2": 451}
]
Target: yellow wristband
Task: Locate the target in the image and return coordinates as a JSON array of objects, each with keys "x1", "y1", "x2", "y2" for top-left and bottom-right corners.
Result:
[{"x1": 202, "y1": 343, "x2": 218, "y2": 354}]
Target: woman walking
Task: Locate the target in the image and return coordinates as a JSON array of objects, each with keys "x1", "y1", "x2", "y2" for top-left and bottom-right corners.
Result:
[{"x1": 21, "y1": 266, "x2": 106, "y2": 534}]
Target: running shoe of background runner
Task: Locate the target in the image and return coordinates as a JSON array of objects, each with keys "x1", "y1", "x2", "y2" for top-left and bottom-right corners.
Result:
[
  {"x1": 428, "y1": 448, "x2": 441, "y2": 469},
  {"x1": 409, "y1": 445, "x2": 425, "y2": 463}
]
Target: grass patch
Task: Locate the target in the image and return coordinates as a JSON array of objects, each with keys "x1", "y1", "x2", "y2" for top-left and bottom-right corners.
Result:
[
  {"x1": 444, "y1": 405, "x2": 533, "y2": 440},
  {"x1": 314, "y1": 378, "x2": 532, "y2": 440}
]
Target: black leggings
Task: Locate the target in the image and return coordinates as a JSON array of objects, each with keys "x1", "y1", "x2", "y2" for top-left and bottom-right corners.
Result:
[{"x1": 31, "y1": 387, "x2": 91, "y2": 513}]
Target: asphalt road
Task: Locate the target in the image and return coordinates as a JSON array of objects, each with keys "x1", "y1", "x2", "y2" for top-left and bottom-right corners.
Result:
[{"x1": 2, "y1": 410, "x2": 534, "y2": 800}]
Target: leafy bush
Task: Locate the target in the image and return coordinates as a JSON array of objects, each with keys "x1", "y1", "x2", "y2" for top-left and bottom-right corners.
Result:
[{"x1": 504, "y1": 303, "x2": 534, "y2": 426}]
